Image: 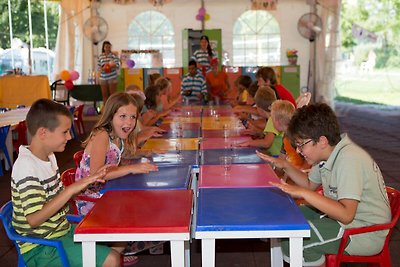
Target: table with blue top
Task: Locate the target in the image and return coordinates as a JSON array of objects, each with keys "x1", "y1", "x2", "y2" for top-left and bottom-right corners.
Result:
[
  {"x1": 100, "y1": 165, "x2": 192, "y2": 193},
  {"x1": 195, "y1": 187, "x2": 310, "y2": 267},
  {"x1": 200, "y1": 147, "x2": 264, "y2": 165}
]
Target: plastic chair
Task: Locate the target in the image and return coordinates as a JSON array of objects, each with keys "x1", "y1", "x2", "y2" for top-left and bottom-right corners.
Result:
[
  {"x1": 61, "y1": 168, "x2": 98, "y2": 215},
  {"x1": 325, "y1": 186, "x2": 400, "y2": 267},
  {"x1": 73, "y1": 104, "x2": 85, "y2": 135},
  {"x1": 295, "y1": 92, "x2": 312, "y2": 108},
  {"x1": 0, "y1": 201, "x2": 71, "y2": 267},
  {"x1": 50, "y1": 80, "x2": 70, "y2": 106},
  {"x1": 0, "y1": 125, "x2": 13, "y2": 176},
  {"x1": 12, "y1": 121, "x2": 28, "y2": 155},
  {"x1": 73, "y1": 150, "x2": 84, "y2": 167}
]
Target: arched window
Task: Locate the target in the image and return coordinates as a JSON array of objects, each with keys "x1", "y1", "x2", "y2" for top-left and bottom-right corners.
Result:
[
  {"x1": 128, "y1": 11, "x2": 175, "y2": 68},
  {"x1": 233, "y1": 10, "x2": 281, "y2": 66}
]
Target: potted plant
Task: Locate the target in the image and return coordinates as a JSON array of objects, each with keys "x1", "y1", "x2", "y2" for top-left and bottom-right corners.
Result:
[{"x1": 286, "y1": 49, "x2": 298, "y2": 65}]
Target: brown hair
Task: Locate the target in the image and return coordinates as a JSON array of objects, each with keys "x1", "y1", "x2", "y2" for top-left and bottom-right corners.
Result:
[
  {"x1": 26, "y1": 99, "x2": 72, "y2": 136},
  {"x1": 256, "y1": 67, "x2": 277, "y2": 85},
  {"x1": 83, "y1": 92, "x2": 138, "y2": 155},
  {"x1": 254, "y1": 86, "x2": 277, "y2": 111},
  {"x1": 148, "y1": 73, "x2": 162, "y2": 86}
]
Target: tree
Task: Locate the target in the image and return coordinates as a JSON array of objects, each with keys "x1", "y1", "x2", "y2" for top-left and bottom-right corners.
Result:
[{"x1": 0, "y1": 0, "x2": 59, "y2": 49}]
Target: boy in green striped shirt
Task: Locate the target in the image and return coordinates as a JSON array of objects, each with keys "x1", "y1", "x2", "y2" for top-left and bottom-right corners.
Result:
[{"x1": 11, "y1": 99, "x2": 121, "y2": 266}]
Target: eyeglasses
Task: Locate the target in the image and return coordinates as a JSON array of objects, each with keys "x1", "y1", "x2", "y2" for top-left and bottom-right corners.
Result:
[{"x1": 295, "y1": 139, "x2": 313, "y2": 152}]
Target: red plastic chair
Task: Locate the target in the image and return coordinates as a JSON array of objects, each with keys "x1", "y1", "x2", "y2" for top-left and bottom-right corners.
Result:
[
  {"x1": 12, "y1": 121, "x2": 28, "y2": 154},
  {"x1": 60, "y1": 168, "x2": 98, "y2": 215},
  {"x1": 73, "y1": 150, "x2": 84, "y2": 167},
  {"x1": 73, "y1": 104, "x2": 85, "y2": 135},
  {"x1": 325, "y1": 186, "x2": 400, "y2": 267}
]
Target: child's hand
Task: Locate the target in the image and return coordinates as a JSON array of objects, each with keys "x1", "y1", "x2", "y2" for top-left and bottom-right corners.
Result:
[
  {"x1": 130, "y1": 163, "x2": 158, "y2": 174},
  {"x1": 236, "y1": 140, "x2": 251, "y2": 147},
  {"x1": 256, "y1": 150, "x2": 285, "y2": 169},
  {"x1": 68, "y1": 165, "x2": 111, "y2": 195},
  {"x1": 270, "y1": 180, "x2": 305, "y2": 199}
]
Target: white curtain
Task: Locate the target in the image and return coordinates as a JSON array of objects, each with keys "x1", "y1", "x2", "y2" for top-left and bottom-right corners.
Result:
[
  {"x1": 54, "y1": 0, "x2": 90, "y2": 83},
  {"x1": 314, "y1": 0, "x2": 342, "y2": 108}
]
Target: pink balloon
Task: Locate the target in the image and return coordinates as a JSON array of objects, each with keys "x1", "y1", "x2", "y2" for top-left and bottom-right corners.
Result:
[
  {"x1": 70, "y1": 70, "x2": 80, "y2": 81},
  {"x1": 65, "y1": 80, "x2": 74, "y2": 90},
  {"x1": 198, "y1": 7, "x2": 206, "y2": 16}
]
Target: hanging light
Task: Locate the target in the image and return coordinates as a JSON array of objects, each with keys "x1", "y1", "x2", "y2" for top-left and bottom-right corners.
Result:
[{"x1": 149, "y1": 0, "x2": 172, "y2": 6}]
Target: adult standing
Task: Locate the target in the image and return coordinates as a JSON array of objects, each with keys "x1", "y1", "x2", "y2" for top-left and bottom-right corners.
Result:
[
  {"x1": 98, "y1": 41, "x2": 120, "y2": 103},
  {"x1": 191, "y1": 35, "x2": 217, "y2": 76}
]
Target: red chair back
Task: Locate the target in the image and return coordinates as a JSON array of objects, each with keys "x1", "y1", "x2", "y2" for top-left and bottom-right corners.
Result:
[
  {"x1": 13, "y1": 121, "x2": 28, "y2": 154},
  {"x1": 73, "y1": 150, "x2": 84, "y2": 167},
  {"x1": 326, "y1": 186, "x2": 400, "y2": 267},
  {"x1": 74, "y1": 104, "x2": 85, "y2": 135}
]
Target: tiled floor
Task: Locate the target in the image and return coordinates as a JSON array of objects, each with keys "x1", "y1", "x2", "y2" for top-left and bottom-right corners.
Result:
[{"x1": 0, "y1": 102, "x2": 399, "y2": 267}]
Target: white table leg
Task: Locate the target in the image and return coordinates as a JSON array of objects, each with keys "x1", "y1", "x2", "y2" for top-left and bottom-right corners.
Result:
[
  {"x1": 81, "y1": 241, "x2": 96, "y2": 267},
  {"x1": 289, "y1": 237, "x2": 303, "y2": 267},
  {"x1": 270, "y1": 238, "x2": 283, "y2": 267},
  {"x1": 184, "y1": 240, "x2": 191, "y2": 267},
  {"x1": 170, "y1": 240, "x2": 185, "y2": 267},
  {"x1": 201, "y1": 239, "x2": 215, "y2": 267}
]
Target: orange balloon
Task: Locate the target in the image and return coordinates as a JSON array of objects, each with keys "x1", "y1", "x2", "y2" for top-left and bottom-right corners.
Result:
[{"x1": 60, "y1": 70, "x2": 70, "y2": 81}]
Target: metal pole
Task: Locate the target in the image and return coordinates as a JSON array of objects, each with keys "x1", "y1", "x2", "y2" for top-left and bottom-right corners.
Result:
[
  {"x1": 201, "y1": 0, "x2": 205, "y2": 31},
  {"x1": 27, "y1": 0, "x2": 34, "y2": 74},
  {"x1": 43, "y1": 0, "x2": 51, "y2": 79},
  {"x1": 7, "y1": 0, "x2": 14, "y2": 69}
]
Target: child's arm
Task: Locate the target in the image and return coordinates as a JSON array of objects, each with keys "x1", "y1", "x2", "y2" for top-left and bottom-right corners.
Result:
[
  {"x1": 136, "y1": 126, "x2": 166, "y2": 144},
  {"x1": 26, "y1": 168, "x2": 107, "y2": 227},
  {"x1": 271, "y1": 179, "x2": 359, "y2": 224},
  {"x1": 238, "y1": 132, "x2": 275, "y2": 148}
]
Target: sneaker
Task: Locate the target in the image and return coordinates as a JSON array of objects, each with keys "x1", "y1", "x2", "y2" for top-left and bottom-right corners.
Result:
[
  {"x1": 122, "y1": 255, "x2": 139, "y2": 266},
  {"x1": 123, "y1": 241, "x2": 165, "y2": 255},
  {"x1": 149, "y1": 243, "x2": 164, "y2": 255}
]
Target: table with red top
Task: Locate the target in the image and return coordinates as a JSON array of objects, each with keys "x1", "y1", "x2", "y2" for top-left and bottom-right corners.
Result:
[
  {"x1": 74, "y1": 190, "x2": 193, "y2": 267},
  {"x1": 198, "y1": 163, "x2": 280, "y2": 188},
  {"x1": 199, "y1": 136, "x2": 251, "y2": 150}
]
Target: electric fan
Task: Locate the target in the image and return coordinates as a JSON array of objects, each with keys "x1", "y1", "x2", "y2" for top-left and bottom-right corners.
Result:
[
  {"x1": 83, "y1": 16, "x2": 109, "y2": 45},
  {"x1": 297, "y1": 12, "x2": 322, "y2": 42}
]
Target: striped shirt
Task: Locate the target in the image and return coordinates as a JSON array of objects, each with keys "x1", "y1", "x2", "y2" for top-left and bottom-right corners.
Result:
[
  {"x1": 180, "y1": 73, "x2": 208, "y2": 101},
  {"x1": 191, "y1": 49, "x2": 217, "y2": 73},
  {"x1": 97, "y1": 52, "x2": 120, "y2": 80},
  {"x1": 11, "y1": 146, "x2": 70, "y2": 254}
]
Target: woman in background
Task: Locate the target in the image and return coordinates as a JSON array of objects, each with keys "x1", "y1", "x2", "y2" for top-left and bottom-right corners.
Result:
[
  {"x1": 98, "y1": 40, "x2": 120, "y2": 103},
  {"x1": 191, "y1": 35, "x2": 216, "y2": 76}
]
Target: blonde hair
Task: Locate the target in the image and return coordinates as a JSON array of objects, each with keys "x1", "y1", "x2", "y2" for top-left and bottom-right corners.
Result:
[
  {"x1": 271, "y1": 100, "x2": 296, "y2": 128},
  {"x1": 155, "y1": 77, "x2": 171, "y2": 93},
  {"x1": 83, "y1": 92, "x2": 138, "y2": 155},
  {"x1": 125, "y1": 84, "x2": 141, "y2": 92}
]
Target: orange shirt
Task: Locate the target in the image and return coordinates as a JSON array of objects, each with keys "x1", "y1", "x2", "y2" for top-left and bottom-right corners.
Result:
[{"x1": 206, "y1": 71, "x2": 229, "y2": 99}]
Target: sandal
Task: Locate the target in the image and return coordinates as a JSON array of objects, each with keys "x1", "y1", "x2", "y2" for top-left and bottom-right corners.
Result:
[
  {"x1": 122, "y1": 255, "x2": 139, "y2": 266},
  {"x1": 123, "y1": 241, "x2": 165, "y2": 255}
]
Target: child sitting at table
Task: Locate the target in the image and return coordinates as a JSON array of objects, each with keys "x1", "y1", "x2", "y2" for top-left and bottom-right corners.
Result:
[
  {"x1": 256, "y1": 103, "x2": 391, "y2": 267},
  {"x1": 239, "y1": 94, "x2": 296, "y2": 157},
  {"x1": 11, "y1": 99, "x2": 124, "y2": 266},
  {"x1": 75, "y1": 92, "x2": 158, "y2": 216},
  {"x1": 230, "y1": 75, "x2": 252, "y2": 106},
  {"x1": 141, "y1": 85, "x2": 170, "y2": 126},
  {"x1": 155, "y1": 77, "x2": 182, "y2": 111}
]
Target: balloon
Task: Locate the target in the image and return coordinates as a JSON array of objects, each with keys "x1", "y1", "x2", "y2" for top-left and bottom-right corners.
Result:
[
  {"x1": 204, "y1": 13, "x2": 210, "y2": 21},
  {"x1": 127, "y1": 59, "x2": 135, "y2": 68},
  {"x1": 196, "y1": 14, "x2": 204, "y2": 21},
  {"x1": 103, "y1": 63, "x2": 111, "y2": 73},
  {"x1": 60, "y1": 70, "x2": 70, "y2": 81},
  {"x1": 198, "y1": 7, "x2": 206, "y2": 16},
  {"x1": 64, "y1": 80, "x2": 74, "y2": 90},
  {"x1": 70, "y1": 70, "x2": 80, "y2": 81}
]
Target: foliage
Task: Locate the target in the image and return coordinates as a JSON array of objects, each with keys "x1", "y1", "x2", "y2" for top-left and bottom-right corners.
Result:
[
  {"x1": 0, "y1": 1, "x2": 59, "y2": 49},
  {"x1": 340, "y1": 0, "x2": 400, "y2": 69}
]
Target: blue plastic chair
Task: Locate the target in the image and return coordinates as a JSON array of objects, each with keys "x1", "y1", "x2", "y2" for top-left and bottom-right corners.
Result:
[
  {"x1": 68, "y1": 106, "x2": 77, "y2": 139},
  {"x1": 0, "y1": 201, "x2": 82, "y2": 267},
  {"x1": 0, "y1": 125, "x2": 13, "y2": 176}
]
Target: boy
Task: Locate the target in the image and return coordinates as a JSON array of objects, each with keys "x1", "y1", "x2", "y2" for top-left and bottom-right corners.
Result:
[
  {"x1": 256, "y1": 103, "x2": 391, "y2": 266},
  {"x1": 180, "y1": 59, "x2": 208, "y2": 102},
  {"x1": 256, "y1": 66, "x2": 297, "y2": 107},
  {"x1": 239, "y1": 89, "x2": 296, "y2": 157},
  {"x1": 11, "y1": 99, "x2": 121, "y2": 266}
]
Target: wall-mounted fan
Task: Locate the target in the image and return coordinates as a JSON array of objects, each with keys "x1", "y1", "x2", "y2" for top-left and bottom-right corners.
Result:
[
  {"x1": 297, "y1": 12, "x2": 322, "y2": 42},
  {"x1": 83, "y1": 16, "x2": 109, "y2": 45}
]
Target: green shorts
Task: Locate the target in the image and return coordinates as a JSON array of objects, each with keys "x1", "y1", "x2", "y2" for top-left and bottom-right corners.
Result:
[
  {"x1": 22, "y1": 225, "x2": 112, "y2": 267},
  {"x1": 281, "y1": 205, "x2": 347, "y2": 266}
]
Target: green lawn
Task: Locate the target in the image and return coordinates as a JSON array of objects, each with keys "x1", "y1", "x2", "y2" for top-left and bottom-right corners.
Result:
[{"x1": 335, "y1": 69, "x2": 400, "y2": 106}]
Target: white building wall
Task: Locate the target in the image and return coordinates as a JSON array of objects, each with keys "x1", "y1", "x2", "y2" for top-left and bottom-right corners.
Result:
[{"x1": 87, "y1": 0, "x2": 311, "y2": 89}]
